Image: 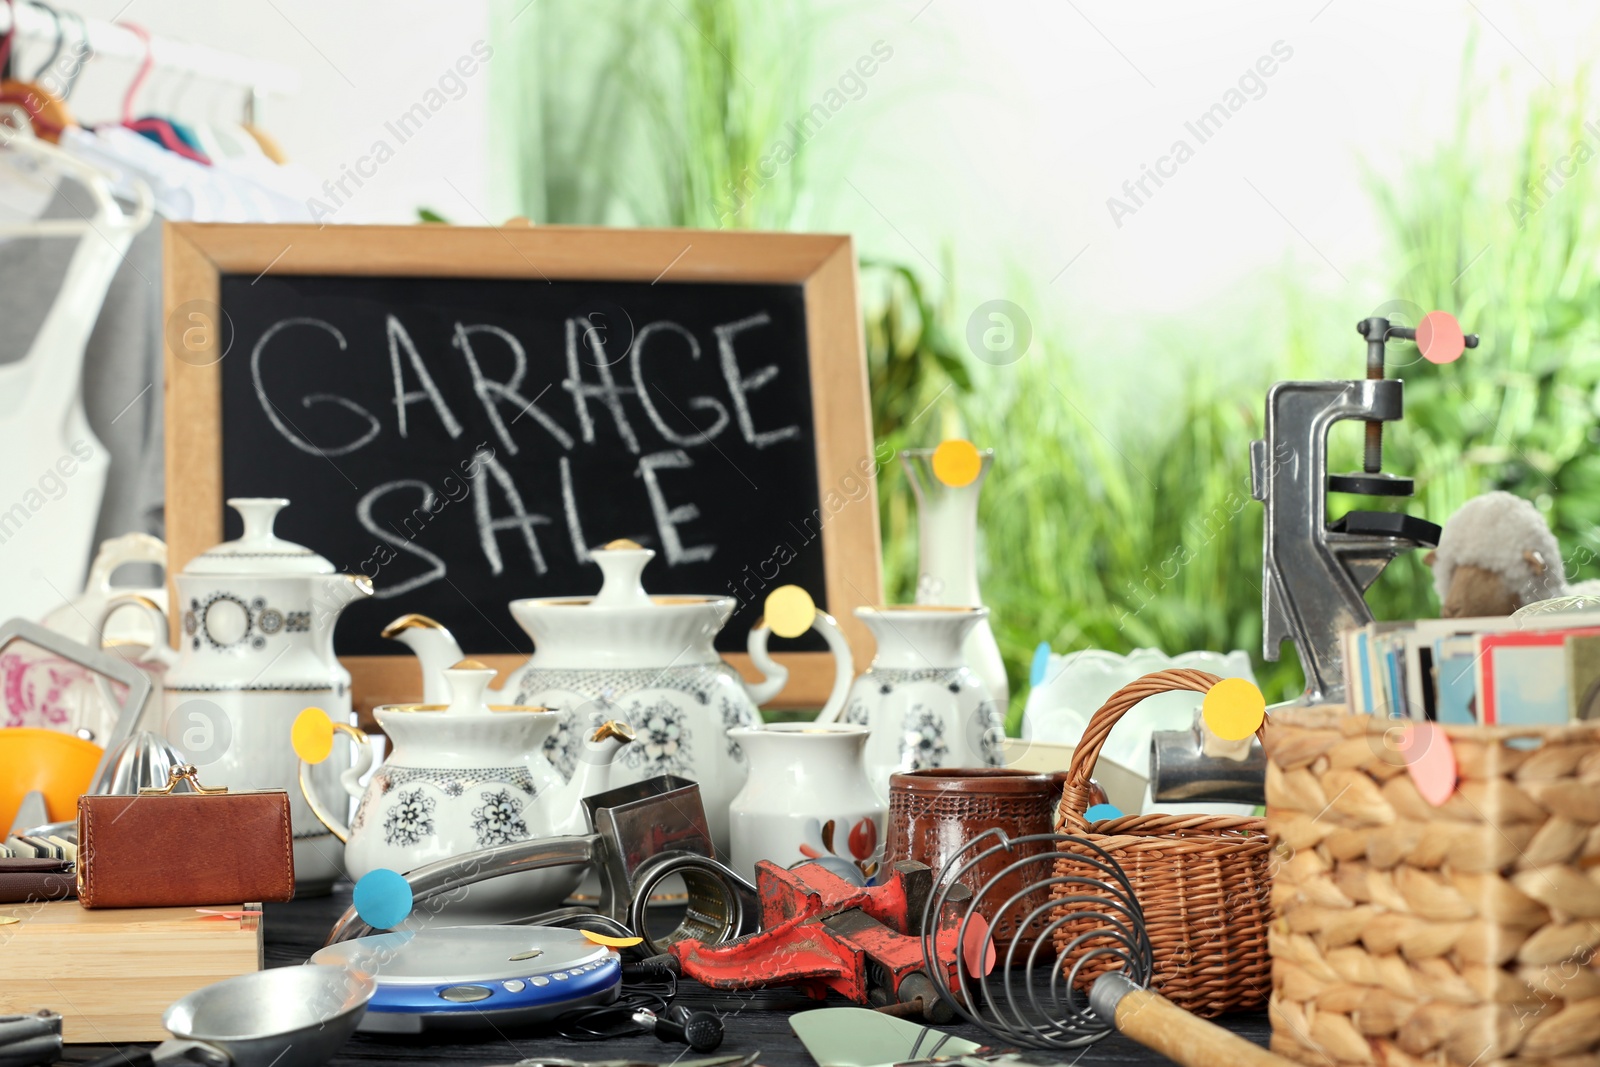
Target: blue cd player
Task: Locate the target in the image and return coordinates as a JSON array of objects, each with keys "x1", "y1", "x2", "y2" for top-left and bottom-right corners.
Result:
[{"x1": 310, "y1": 924, "x2": 622, "y2": 1033}]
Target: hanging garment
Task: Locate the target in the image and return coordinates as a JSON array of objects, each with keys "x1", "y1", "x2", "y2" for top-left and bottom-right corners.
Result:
[
  {"x1": 0, "y1": 128, "x2": 152, "y2": 623},
  {"x1": 0, "y1": 180, "x2": 165, "y2": 556}
]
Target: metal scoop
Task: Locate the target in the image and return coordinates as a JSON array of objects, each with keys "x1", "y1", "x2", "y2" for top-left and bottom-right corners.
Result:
[{"x1": 81, "y1": 965, "x2": 374, "y2": 1067}]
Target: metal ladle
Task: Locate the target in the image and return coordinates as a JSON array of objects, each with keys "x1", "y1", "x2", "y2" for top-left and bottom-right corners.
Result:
[{"x1": 80, "y1": 966, "x2": 374, "y2": 1067}]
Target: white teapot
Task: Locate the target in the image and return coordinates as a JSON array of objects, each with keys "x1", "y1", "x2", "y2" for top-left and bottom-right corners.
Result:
[
  {"x1": 105, "y1": 498, "x2": 373, "y2": 894},
  {"x1": 299, "y1": 661, "x2": 632, "y2": 915},
  {"x1": 383, "y1": 540, "x2": 852, "y2": 855}
]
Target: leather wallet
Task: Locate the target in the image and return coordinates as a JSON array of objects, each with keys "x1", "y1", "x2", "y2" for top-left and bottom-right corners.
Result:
[
  {"x1": 0, "y1": 858, "x2": 76, "y2": 904},
  {"x1": 76, "y1": 765, "x2": 295, "y2": 908}
]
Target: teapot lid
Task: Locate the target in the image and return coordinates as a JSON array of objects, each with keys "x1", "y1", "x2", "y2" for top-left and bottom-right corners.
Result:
[
  {"x1": 439, "y1": 660, "x2": 498, "y2": 715},
  {"x1": 383, "y1": 659, "x2": 545, "y2": 718},
  {"x1": 590, "y1": 539, "x2": 656, "y2": 608},
  {"x1": 185, "y1": 498, "x2": 335, "y2": 576}
]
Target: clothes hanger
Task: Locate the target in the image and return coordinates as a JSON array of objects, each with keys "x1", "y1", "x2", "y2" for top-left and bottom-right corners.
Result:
[
  {"x1": 24, "y1": 1, "x2": 60, "y2": 76},
  {"x1": 0, "y1": 104, "x2": 153, "y2": 235},
  {"x1": 56, "y1": 7, "x2": 86, "y2": 102},
  {"x1": 201, "y1": 87, "x2": 267, "y2": 163},
  {"x1": 239, "y1": 90, "x2": 288, "y2": 164},
  {"x1": 0, "y1": 0, "x2": 76, "y2": 142},
  {"x1": 241, "y1": 122, "x2": 287, "y2": 163},
  {"x1": 116, "y1": 21, "x2": 209, "y2": 165},
  {"x1": 149, "y1": 63, "x2": 211, "y2": 156},
  {"x1": 175, "y1": 69, "x2": 238, "y2": 163}
]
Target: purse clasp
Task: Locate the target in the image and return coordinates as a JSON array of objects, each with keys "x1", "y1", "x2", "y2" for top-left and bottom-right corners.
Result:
[{"x1": 138, "y1": 763, "x2": 229, "y2": 796}]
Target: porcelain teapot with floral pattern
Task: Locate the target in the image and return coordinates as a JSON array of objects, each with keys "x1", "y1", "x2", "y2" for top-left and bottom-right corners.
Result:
[
  {"x1": 382, "y1": 540, "x2": 853, "y2": 856},
  {"x1": 299, "y1": 661, "x2": 633, "y2": 915},
  {"x1": 103, "y1": 497, "x2": 373, "y2": 895}
]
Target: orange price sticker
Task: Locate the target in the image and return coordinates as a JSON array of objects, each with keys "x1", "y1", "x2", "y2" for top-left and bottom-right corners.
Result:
[{"x1": 932, "y1": 439, "x2": 983, "y2": 488}]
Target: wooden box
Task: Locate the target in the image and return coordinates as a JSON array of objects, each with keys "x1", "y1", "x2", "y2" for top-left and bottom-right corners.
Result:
[{"x1": 0, "y1": 902, "x2": 262, "y2": 1042}]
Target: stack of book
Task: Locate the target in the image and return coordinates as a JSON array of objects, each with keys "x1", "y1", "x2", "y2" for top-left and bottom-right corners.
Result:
[{"x1": 1342, "y1": 611, "x2": 1600, "y2": 724}]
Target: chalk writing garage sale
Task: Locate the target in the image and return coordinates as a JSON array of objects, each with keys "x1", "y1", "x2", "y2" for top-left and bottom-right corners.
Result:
[{"x1": 246, "y1": 307, "x2": 806, "y2": 587}]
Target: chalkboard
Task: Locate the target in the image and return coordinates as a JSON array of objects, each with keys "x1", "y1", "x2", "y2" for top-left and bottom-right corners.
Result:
[
  {"x1": 164, "y1": 224, "x2": 882, "y2": 716},
  {"x1": 218, "y1": 273, "x2": 826, "y2": 657}
]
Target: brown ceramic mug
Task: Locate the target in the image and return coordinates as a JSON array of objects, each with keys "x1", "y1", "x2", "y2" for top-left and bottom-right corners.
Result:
[{"x1": 881, "y1": 767, "x2": 1068, "y2": 952}]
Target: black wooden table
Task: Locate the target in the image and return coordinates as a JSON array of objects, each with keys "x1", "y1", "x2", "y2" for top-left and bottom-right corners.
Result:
[{"x1": 60, "y1": 887, "x2": 1270, "y2": 1066}]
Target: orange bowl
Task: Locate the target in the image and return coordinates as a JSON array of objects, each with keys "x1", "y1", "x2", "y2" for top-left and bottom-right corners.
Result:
[{"x1": 0, "y1": 727, "x2": 103, "y2": 830}]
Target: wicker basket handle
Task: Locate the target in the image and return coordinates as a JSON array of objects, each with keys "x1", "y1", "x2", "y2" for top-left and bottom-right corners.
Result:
[{"x1": 1056, "y1": 668, "x2": 1232, "y2": 834}]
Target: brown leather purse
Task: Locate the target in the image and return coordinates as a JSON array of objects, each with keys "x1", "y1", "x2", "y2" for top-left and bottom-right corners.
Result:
[{"x1": 76, "y1": 764, "x2": 295, "y2": 908}]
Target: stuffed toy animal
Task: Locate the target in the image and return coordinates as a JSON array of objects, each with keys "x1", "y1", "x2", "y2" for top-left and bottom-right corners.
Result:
[{"x1": 1426, "y1": 490, "x2": 1599, "y2": 617}]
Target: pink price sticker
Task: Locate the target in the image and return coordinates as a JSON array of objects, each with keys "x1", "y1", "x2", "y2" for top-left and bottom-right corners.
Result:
[
  {"x1": 962, "y1": 911, "x2": 998, "y2": 978},
  {"x1": 1396, "y1": 720, "x2": 1457, "y2": 806},
  {"x1": 1416, "y1": 311, "x2": 1467, "y2": 365}
]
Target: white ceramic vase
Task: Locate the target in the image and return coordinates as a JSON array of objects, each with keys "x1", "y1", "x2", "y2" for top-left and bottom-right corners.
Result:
[
  {"x1": 727, "y1": 722, "x2": 885, "y2": 885},
  {"x1": 842, "y1": 606, "x2": 1005, "y2": 799},
  {"x1": 901, "y1": 448, "x2": 1010, "y2": 712}
]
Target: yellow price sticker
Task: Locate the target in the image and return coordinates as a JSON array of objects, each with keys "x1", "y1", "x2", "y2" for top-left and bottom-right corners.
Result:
[
  {"x1": 1201, "y1": 678, "x2": 1266, "y2": 741},
  {"x1": 932, "y1": 438, "x2": 982, "y2": 488},
  {"x1": 292, "y1": 706, "x2": 335, "y2": 764},
  {"x1": 581, "y1": 929, "x2": 644, "y2": 948},
  {"x1": 765, "y1": 585, "x2": 816, "y2": 639}
]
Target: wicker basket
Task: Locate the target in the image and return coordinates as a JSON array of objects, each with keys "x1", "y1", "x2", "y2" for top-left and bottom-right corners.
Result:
[
  {"x1": 1052, "y1": 668, "x2": 1273, "y2": 1017},
  {"x1": 1265, "y1": 705, "x2": 1600, "y2": 1066}
]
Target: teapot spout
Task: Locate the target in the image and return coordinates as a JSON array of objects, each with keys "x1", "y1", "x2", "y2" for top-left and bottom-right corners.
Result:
[
  {"x1": 553, "y1": 721, "x2": 635, "y2": 834},
  {"x1": 382, "y1": 614, "x2": 465, "y2": 705},
  {"x1": 310, "y1": 574, "x2": 373, "y2": 656}
]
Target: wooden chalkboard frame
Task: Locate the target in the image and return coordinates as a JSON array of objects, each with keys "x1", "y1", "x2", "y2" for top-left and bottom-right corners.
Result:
[{"x1": 163, "y1": 222, "x2": 882, "y2": 721}]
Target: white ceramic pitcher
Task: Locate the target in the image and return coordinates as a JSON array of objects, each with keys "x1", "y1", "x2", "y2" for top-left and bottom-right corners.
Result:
[
  {"x1": 726, "y1": 722, "x2": 885, "y2": 885},
  {"x1": 838, "y1": 606, "x2": 1006, "y2": 799}
]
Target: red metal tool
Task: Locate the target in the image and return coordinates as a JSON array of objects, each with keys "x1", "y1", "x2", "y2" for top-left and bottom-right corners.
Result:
[{"x1": 669, "y1": 859, "x2": 966, "y2": 1015}]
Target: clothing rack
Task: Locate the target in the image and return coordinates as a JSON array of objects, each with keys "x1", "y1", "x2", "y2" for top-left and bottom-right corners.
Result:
[{"x1": 0, "y1": 2, "x2": 298, "y2": 99}]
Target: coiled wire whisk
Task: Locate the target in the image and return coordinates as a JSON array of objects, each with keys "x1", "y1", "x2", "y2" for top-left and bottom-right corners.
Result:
[{"x1": 917, "y1": 829, "x2": 1154, "y2": 1050}]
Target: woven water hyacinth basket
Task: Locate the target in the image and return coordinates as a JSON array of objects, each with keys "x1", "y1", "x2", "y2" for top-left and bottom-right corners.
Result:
[
  {"x1": 1265, "y1": 705, "x2": 1600, "y2": 1067},
  {"x1": 1052, "y1": 668, "x2": 1273, "y2": 1017}
]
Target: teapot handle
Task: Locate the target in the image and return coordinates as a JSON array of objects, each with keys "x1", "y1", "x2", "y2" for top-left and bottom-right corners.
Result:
[
  {"x1": 298, "y1": 722, "x2": 372, "y2": 844},
  {"x1": 96, "y1": 593, "x2": 181, "y2": 671},
  {"x1": 746, "y1": 609, "x2": 854, "y2": 721}
]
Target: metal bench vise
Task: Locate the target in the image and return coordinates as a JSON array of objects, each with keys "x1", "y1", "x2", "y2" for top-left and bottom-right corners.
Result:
[{"x1": 1247, "y1": 317, "x2": 1473, "y2": 704}]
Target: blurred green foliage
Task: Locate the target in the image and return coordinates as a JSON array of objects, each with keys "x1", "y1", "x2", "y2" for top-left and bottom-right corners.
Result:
[
  {"x1": 1363, "y1": 66, "x2": 1600, "y2": 620},
  {"x1": 491, "y1": 0, "x2": 815, "y2": 230},
  {"x1": 492, "y1": 4, "x2": 1600, "y2": 723}
]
